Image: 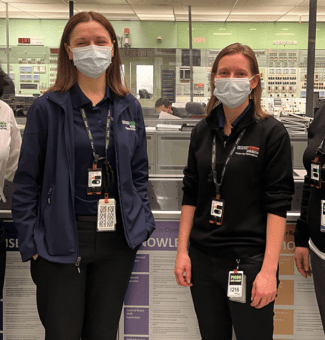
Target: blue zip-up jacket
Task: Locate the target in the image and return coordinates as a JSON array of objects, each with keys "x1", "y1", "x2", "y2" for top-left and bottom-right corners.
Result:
[{"x1": 12, "y1": 89, "x2": 155, "y2": 263}]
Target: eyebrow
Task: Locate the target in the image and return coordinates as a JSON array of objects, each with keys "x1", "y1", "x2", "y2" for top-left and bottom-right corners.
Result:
[
  {"x1": 74, "y1": 36, "x2": 109, "y2": 42},
  {"x1": 218, "y1": 68, "x2": 248, "y2": 73}
]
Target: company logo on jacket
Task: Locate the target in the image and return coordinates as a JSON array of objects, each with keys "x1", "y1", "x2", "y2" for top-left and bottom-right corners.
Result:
[
  {"x1": 0, "y1": 122, "x2": 7, "y2": 130},
  {"x1": 122, "y1": 120, "x2": 136, "y2": 131},
  {"x1": 236, "y1": 145, "x2": 260, "y2": 158}
]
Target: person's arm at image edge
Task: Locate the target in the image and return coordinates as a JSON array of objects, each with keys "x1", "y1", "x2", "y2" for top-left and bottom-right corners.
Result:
[{"x1": 294, "y1": 175, "x2": 312, "y2": 278}]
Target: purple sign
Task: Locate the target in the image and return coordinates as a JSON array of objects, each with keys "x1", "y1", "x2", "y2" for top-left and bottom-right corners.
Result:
[
  {"x1": 124, "y1": 274, "x2": 149, "y2": 306},
  {"x1": 140, "y1": 221, "x2": 179, "y2": 251},
  {"x1": 132, "y1": 254, "x2": 149, "y2": 273},
  {"x1": 124, "y1": 308, "x2": 149, "y2": 335}
]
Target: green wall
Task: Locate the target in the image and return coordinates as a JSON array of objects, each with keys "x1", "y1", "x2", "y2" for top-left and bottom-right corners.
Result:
[{"x1": 1, "y1": 19, "x2": 325, "y2": 50}]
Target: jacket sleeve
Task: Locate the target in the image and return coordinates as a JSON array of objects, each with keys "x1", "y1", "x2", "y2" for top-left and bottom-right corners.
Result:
[
  {"x1": 131, "y1": 100, "x2": 155, "y2": 230},
  {"x1": 294, "y1": 175, "x2": 310, "y2": 248},
  {"x1": 262, "y1": 125, "x2": 294, "y2": 217},
  {"x1": 5, "y1": 108, "x2": 21, "y2": 182},
  {"x1": 182, "y1": 128, "x2": 199, "y2": 206},
  {"x1": 12, "y1": 100, "x2": 47, "y2": 261}
]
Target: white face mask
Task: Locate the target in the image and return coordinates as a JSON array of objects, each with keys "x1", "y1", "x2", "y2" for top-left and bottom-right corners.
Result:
[
  {"x1": 70, "y1": 45, "x2": 112, "y2": 79},
  {"x1": 213, "y1": 76, "x2": 255, "y2": 109}
]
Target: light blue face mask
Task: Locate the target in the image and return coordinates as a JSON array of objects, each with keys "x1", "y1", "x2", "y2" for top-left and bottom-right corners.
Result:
[
  {"x1": 70, "y1": 45, "x2": 112, "y2": 79},
  {"x1": 213, "y1": 76, "x2": 255, "y2": 109}
]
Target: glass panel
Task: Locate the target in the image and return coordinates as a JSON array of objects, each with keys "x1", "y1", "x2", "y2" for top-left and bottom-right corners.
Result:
[{"x1": 136, "y1": 65, "x2": 153, "y2": 99}]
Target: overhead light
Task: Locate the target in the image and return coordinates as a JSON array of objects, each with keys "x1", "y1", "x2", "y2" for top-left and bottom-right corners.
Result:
[
  {"x1": 250, "y1": 28, "x2": 257, "y2": 31},
  {"x1": 139, "y1": 14, "x2": 174, "y2": 18},
  {"x1": 219, "y1": 28, "x2": 226, "y2": 30}
]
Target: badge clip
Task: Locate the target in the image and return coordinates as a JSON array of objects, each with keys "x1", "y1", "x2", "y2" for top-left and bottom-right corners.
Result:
[
  {"x1": 311, "y1": 157, "x2": 321, "y2": 189},
  {"x1": 209, "y1": 194, "x2": 225, "y2": 226},
  {"x1": 87, "y1": 167, "x2": 102, "y2": 195}
]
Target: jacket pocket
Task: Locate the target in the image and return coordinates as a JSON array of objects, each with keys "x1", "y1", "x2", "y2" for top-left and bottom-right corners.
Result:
[{"x1": 41, "y1": 188, "x2": 75, "y2": 256}]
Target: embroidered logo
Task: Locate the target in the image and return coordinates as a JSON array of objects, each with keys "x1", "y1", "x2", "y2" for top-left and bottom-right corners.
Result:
[
  {"x1": 0, "y1": 122, "x2": 7, "y2": 130},
  {"x1": 122, "y1": 120, "x2": 136, "y2": 131},
  {"x1": 236, "y1": 145, "x2": 260, "y2": 158}
]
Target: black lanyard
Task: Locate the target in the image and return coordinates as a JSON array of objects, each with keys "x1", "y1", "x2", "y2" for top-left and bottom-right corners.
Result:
[
  {"x1": 80, "y1": 107, "x2": 111, "y2": 170},
  {"x1": 80, "y1": 107, "x2": 114, "y2": 197},
  {"x1": 212, "y1": 129, "x2": 246, "y2": 198}
]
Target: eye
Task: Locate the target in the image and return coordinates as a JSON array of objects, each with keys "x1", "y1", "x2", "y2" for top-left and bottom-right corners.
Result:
[
  {"x1": 218, "y1": 71, "x2": 228, "y2": 77},
  {"x1": 96, "y1": 39, "x2": 109, "y2": 45}
]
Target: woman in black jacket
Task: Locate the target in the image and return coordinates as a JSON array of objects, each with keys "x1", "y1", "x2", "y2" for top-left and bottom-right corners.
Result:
[{"x1": 174, "y1": 43, "x2": 294, "y2": 340}]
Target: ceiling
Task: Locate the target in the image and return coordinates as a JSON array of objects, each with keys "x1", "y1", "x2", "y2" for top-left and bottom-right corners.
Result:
[{"x1": 0, "y1": 0, "x2": 325, "y2": 22}]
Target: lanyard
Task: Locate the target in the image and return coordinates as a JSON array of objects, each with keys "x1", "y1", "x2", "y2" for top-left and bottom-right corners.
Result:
[
  {"x1": 80, "y1": 107, "x2": 114, "y2": 199},
  {"x1": 212, "y1": 129, "x2": 246, "y2": 198},
  {"x1": 80, "y1": 107, "x2": 111, "y2": 170}
]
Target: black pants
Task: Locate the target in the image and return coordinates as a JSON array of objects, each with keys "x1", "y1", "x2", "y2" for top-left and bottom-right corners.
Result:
[
  {"x1": 30, "y1": 217, "x2": 138, "y2": 340},
  {"x1": 310, "y1": 249, "x2": 325, "y2": 334},
  {"x1": 189, "y1": 246, "x2": 278, "y2": 340}
]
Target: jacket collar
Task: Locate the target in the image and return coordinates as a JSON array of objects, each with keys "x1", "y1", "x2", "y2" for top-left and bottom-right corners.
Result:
[
  {"x1": 47, "y1": 88, "x2": 136, "y2": 120},
  {"x1": 207, "y1": 100, "x2": 257, "y2": 133}
]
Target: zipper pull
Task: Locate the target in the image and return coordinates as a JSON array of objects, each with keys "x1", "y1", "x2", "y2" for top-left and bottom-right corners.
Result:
[
  {"x1": 75, "y1": 257, "x2": 81, "y2": 274},
  {"x1": 47, "y1": 188, "x2": 52, "y2": 204}
]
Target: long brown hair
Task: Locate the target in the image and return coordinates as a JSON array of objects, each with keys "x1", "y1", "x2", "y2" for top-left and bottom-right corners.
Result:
[
  {"x1": 206, "y1": 43, "x2": 268, "y2": 119},
  {"x1": 48, "y1": 12, "x2": 128, "y2": 97}
]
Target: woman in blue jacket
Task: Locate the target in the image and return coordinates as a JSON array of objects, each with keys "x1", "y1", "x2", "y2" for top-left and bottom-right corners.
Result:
[{"x1": 12, "y1": 12, "x2": 155, "y2": 340}]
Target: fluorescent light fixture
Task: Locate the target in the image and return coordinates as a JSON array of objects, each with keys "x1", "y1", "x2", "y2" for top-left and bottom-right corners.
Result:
[
  {"x1": 138, "y1": 14, "x2": 174, "y2": 18},
  {"x1": 250, "y1": 28, "x2": 257, "y2": 30}
]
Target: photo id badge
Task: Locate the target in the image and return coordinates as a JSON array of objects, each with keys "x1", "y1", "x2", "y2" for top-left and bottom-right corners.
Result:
[
  {"x1": 311, "y1": 161, "x2": 321, "y2": 188},
  {"x1": 227, "y1": 271, "x2": 246, "y2": 304},
  {"x1": 210, "y1": 199, "x2": 225, "y2": 225},
  {"x1": 97, "y1": 199, "x2": 116, "y2": 232},
  {"x1": 321, "y1": 200, "x2": 325, "y2": 233},
  {"x1": 87, "y1": 169, "x2": 102, "y2": 195}
]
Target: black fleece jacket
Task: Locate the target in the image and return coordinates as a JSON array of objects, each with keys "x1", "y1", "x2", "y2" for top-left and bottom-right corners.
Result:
[
  {"x1": 295, "y1": 104, "x2": 325, "y2": 252},
  {"x1": 182, "y1": 102, "x2": 294, "y2": 259}
]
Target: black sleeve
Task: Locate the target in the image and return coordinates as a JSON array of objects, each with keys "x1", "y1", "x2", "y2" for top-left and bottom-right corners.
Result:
[
  {"x1": 262, "y1": 128, "x2": 294, "y2": 217},
  {"x1": 294, "y1": 175, "x2": 310, "y2": 248}
]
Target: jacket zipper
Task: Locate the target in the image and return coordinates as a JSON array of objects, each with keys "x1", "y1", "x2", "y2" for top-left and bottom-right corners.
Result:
[
  {"x1": 47, "y1": 188, "x2": 52, "y2": 204},
  {"x1": 75, "y1": 256, "x2": 81, "y2": 273}
]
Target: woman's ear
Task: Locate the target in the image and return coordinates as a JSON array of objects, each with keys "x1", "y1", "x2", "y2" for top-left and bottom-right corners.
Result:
[
  {"x1": 250, "y1": 74, "x2": 260, "y2": 90},
  {"x1": 64, "y1": 43, "x2": 73, "y2": 61}
]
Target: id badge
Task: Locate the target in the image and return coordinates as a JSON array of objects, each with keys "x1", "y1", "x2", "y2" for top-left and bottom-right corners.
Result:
[
  {"x1": 227, "y1": 271, "x2": 246, "y2": 304},
  {"x1": 210, "y1": 199, "x2": 225, "y2": 225},
  {"x1": 87, "y1": 169, "x2": 102, "y2": 195},
  {"x1": 311, "y1": 161, "x2": 321, "y2": 188},
  {"x1": 321, "y1": 200, "x2": 325, "y2": 233},
  {"x1": 97, "y1": 199, "x2": 116, "y2": 232}
]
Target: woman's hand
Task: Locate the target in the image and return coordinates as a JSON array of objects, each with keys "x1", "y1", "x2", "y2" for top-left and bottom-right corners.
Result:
[
  {"x1": 294, "y1": 247, "x2": 312, "y2": 278},
  {"x1": 250, "y1": 270, "x2": 277, "y2": 309},
  {"x1": 174, "y1": 252, "x2": 193, "y2": 287},
  {"x1": 32, "y1": 254, "x2": 38, "y2": 260}
]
